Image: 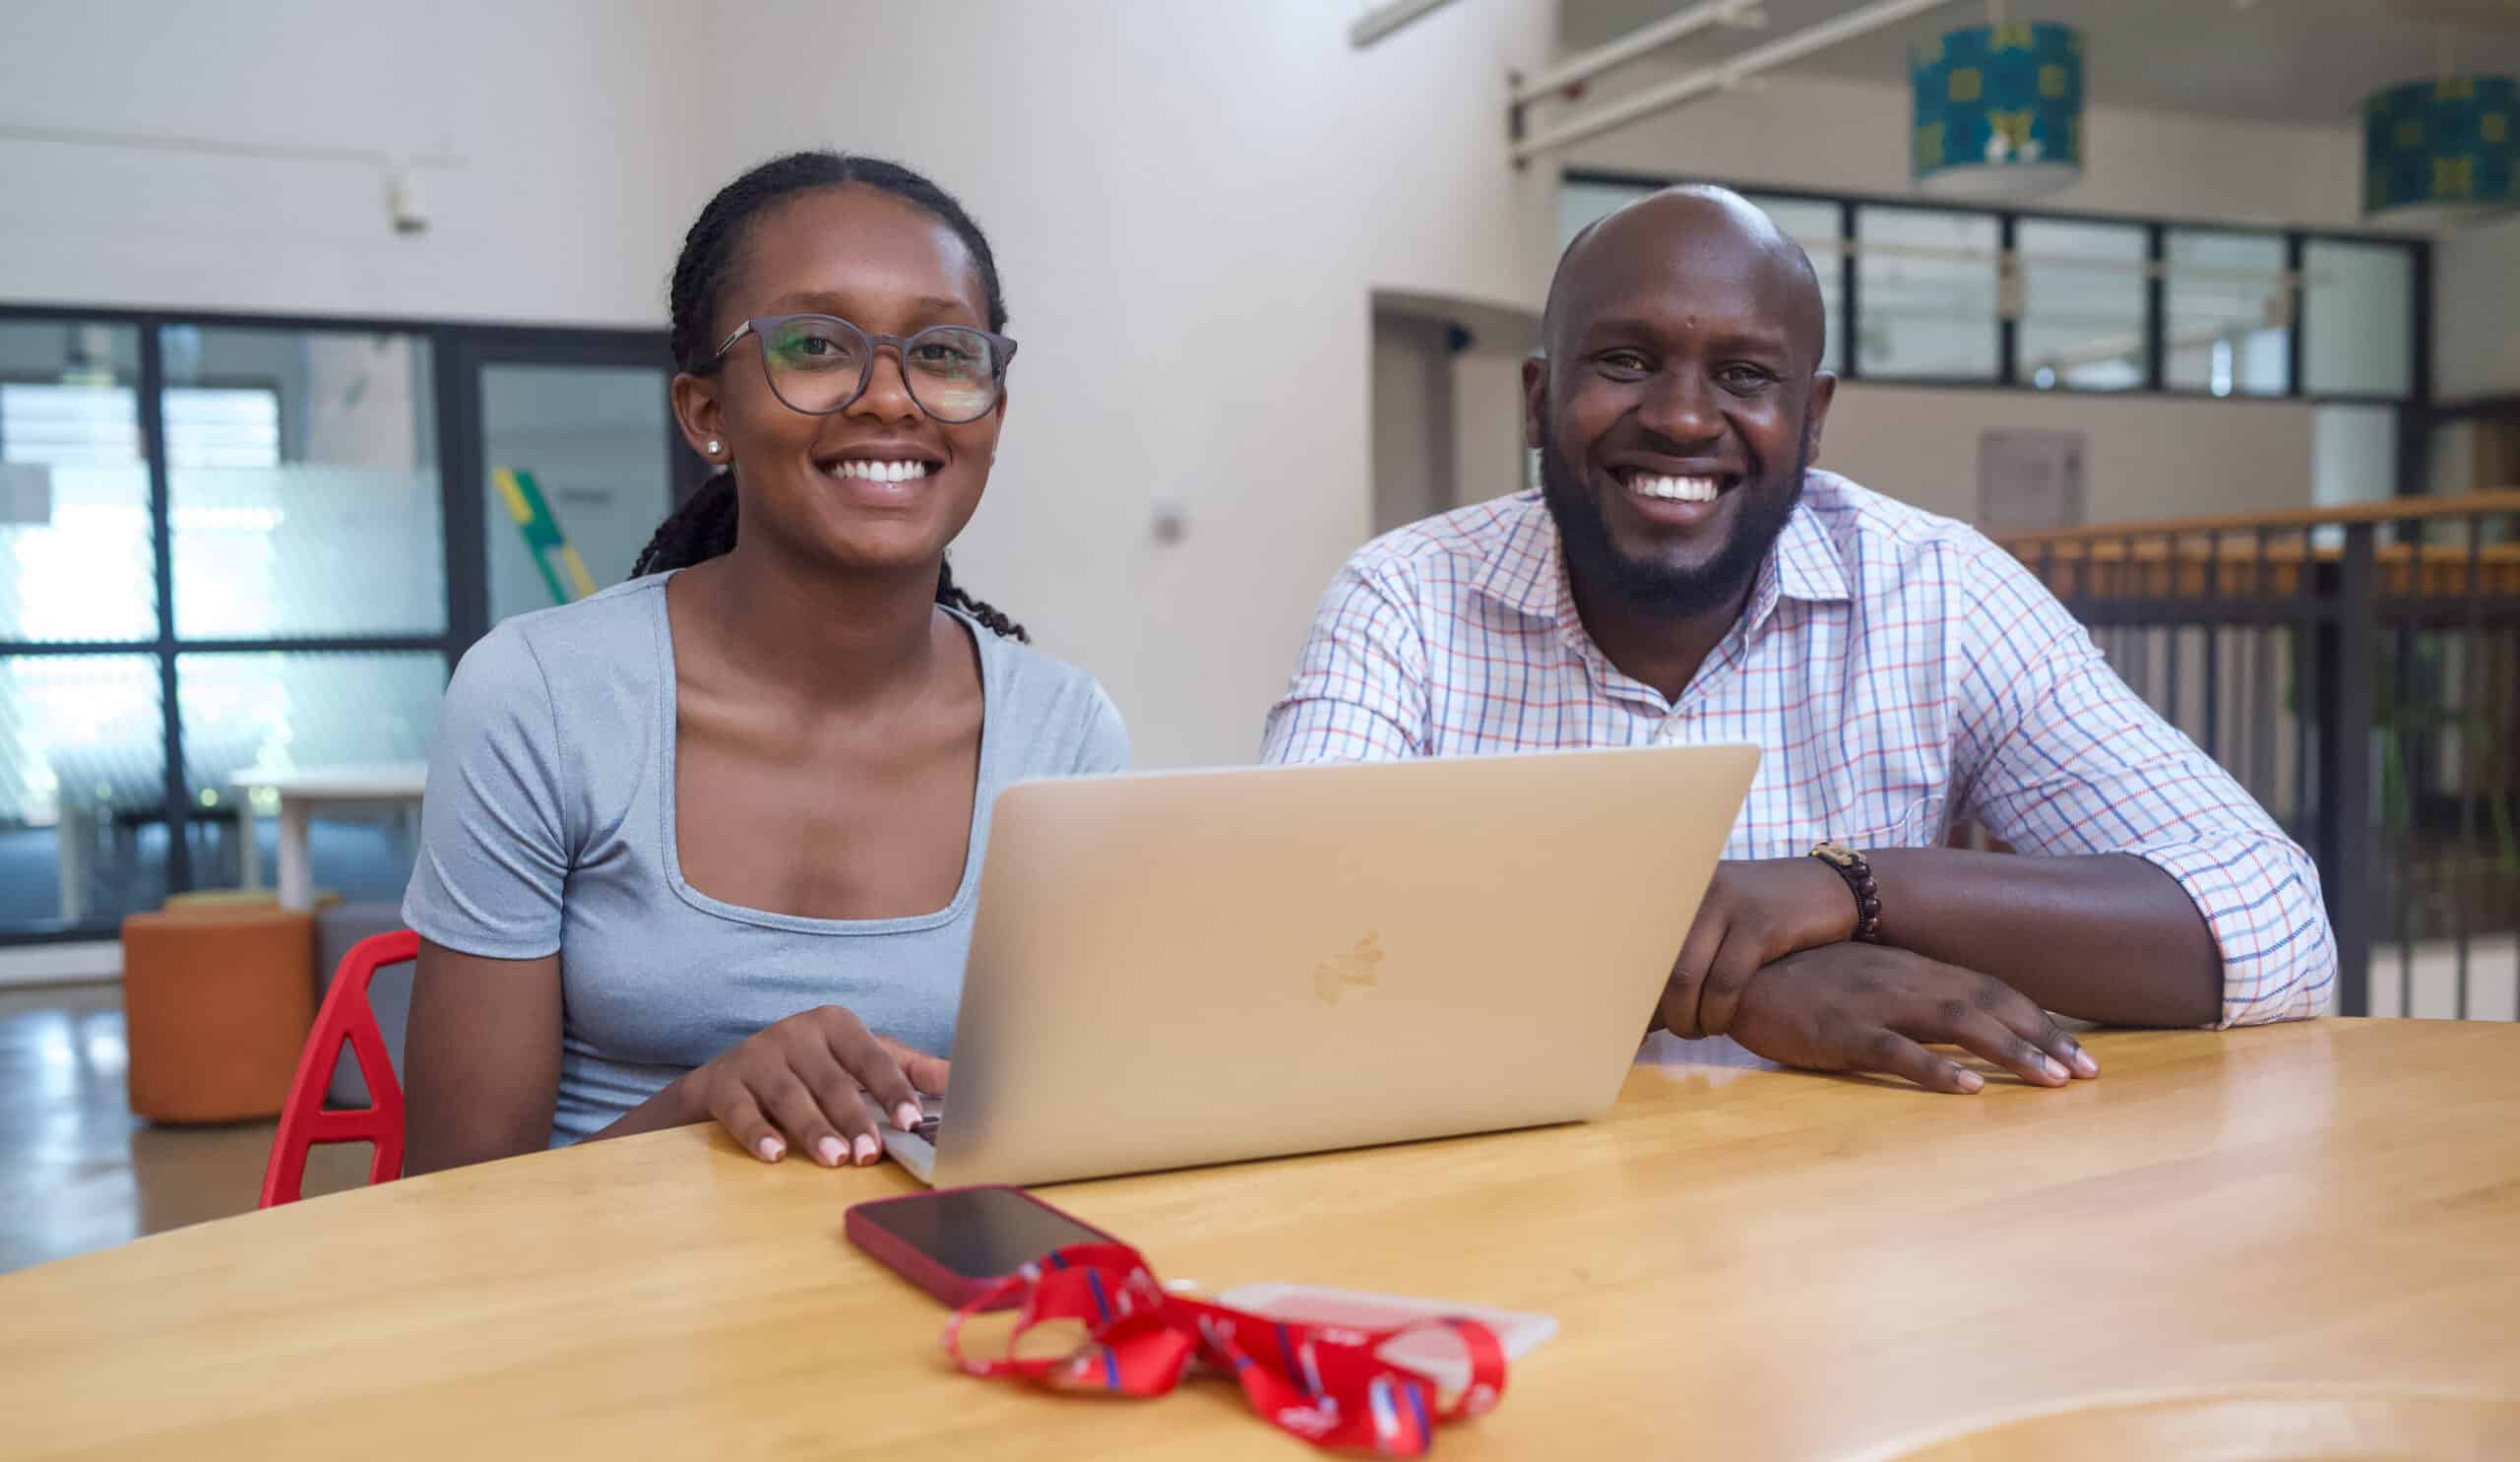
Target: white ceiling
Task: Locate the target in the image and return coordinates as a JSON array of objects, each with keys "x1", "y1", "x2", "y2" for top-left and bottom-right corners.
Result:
[{"x1": 1557, "y1": 0, "x2": 2520, "y2": 126}]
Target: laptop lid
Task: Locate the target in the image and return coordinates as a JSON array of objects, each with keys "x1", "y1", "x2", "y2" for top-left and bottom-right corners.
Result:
[{"x1": 926, "y1": 743, "x2": 1758, "y2": 1188}]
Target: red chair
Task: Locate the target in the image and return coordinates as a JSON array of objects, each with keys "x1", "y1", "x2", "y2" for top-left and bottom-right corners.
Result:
[{"x1": 259, "y1": 929, "x2": 417, "y2": 1208}]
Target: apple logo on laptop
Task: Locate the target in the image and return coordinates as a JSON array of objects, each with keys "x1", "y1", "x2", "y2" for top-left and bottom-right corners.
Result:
[{"x1": 1314, "y1": 933, "x2": 1384, "y2": 1004}]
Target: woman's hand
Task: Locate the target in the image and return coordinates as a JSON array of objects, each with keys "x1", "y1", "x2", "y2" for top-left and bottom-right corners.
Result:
[
  {"x1": 680, "y1": 1006, "x2": 951, "y2": 1167},
  {"x1": 1726, "y1": 943, "x2": 2099, "y2": 1094},
  {"x1": 1657, "y1": 858, "x2": 1859, "y2": 1039}
]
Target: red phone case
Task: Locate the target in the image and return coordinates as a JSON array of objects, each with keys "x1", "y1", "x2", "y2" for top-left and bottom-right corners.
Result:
[{"x1": 845, "y1": 1184, "x2": 1122, "y2": 1311}]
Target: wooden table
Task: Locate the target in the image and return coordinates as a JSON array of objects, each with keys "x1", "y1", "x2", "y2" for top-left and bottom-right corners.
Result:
[
  {"x1": 6, "y1": 1021, "x2": 2517, "y2": 1459},
  {"x1": 229, "y1": 762, "x2": 428, "y2": 909}
]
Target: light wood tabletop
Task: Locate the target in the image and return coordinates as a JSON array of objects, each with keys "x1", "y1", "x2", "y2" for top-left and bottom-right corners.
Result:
[{"x1": 5, "y1": 1019, "x2": 2516, "y2": 1460}]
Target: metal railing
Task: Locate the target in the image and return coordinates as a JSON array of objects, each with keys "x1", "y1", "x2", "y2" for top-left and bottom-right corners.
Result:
[{"x1": 1996, "y1": 490, "x2": 2520, "y2": 1020}]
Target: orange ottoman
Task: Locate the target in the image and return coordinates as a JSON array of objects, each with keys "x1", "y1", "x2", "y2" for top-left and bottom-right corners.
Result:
[{"x1": 119, "y1": 907, "x2": 316, "y2": 1123}]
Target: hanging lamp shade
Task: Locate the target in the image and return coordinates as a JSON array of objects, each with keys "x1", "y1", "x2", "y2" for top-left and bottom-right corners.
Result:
[
  {"x1": 2362, "y1": 75, "x2": 2517, "y2": 227},
  {"x1": 1911, "y1": 22, "x2": 2084, "y2": 197}
]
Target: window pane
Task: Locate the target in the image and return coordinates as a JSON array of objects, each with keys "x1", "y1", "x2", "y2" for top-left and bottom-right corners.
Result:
[
  {"x1": 0, "y1": 322, "x2": 156, "y2": 642},
  {"x1": 166, "y1": 386, "x2": 282, "y2": 469},
  {"x1": 1559, "y1": 180, "x2": 1651, "y2": 251},
  {"x1": 0, "y1": 655, "x2": 168, "y2": 932},
  {"x1": 2302, "y1": 239, "x2": 2414, "y2": 399},
  {"x1": 2166, "y1": 229, "x2": 2290, "y2": 397},
  {"x1": 176, "y1": 651, "x2": 444, "y2": 900},
  {"x1": 2017, "y1": 220, "x2": 2147, "y2": 392},
  {"x1": 1739, "y1": 195, "x2": 1844, "y2": 376},
  {"x1": 165, "y1": 327, "x2": 446, "y2": 639},
  {"x1": 1857, "y1": 206, "x2": 1999, "y2": 379},
  {"x1": 482, "y1": 364, "x2": 675, "y2": 626}
]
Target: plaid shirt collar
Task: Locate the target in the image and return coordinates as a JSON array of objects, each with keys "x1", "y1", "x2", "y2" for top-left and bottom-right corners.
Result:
[{"x1": 1472, "y1": 482, "x2": 1853, "y2": 703}]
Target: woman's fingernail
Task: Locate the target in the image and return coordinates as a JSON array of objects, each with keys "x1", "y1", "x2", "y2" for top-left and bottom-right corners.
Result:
[
  {"x1": 759, "y1": 1136, "x2": 786, "y2": 1162},
  {"x1": 2069, "y1": 1046, "x2": 2100, "y2": 1076},
  {"x1": 816, "y1": 1136, "x2": 846, "y2": 1167},
  {"x1": 2044, "y1": 1055, "x2": 2070, "y2": 1083},
  {"x1": 1955, "y1": 1067, "x2": 1985, "y2": 1093},
  {"x1": 853, "y1": 1133, "x2": 880, "y2": 1165},
  {"x1": 896, "y1": 1102, "x2": 922, "y2": 1131}
]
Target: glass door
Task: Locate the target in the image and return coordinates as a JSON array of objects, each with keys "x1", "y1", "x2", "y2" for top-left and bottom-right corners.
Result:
[
  {"x1": 480, "y1": 362, "x2": 679, "y2": 625},
  {"x1": 439, "y1": 333, "x2": 690, "y2": 647}
]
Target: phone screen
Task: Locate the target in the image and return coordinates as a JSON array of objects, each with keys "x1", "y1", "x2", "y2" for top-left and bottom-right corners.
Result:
[{"x1": 854, "y1": 1187, "x2": 1107, "y2": 1280}]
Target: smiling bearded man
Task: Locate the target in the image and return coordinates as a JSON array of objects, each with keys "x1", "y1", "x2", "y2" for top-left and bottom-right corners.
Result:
[{"x1": 1261, "y1": 185, "x2": 2334, "y2": 1093}]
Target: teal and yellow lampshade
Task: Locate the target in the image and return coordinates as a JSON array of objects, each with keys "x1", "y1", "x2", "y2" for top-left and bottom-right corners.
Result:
[
  {"x1": 2363, "y1": 75, "x2": 2517, "y2": 227},
  {"x1": 1911, "y1": 22, "x2": 2084, "y2": 197}
]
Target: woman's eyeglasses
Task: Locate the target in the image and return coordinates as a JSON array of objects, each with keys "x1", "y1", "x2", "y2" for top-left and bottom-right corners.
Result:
[{"x1": 711, "y1": 314, "x2": 1017, "y2": 423}]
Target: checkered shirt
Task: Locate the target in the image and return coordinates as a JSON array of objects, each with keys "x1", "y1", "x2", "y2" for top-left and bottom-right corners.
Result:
[{"x1": 1259, "y1": 473, "x2": 2333, "y2": 1027}]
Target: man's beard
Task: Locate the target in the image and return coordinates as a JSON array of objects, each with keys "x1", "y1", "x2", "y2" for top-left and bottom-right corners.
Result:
[{"x1": 1539, "y1": 430, "x2": 1808, "y2": 621}]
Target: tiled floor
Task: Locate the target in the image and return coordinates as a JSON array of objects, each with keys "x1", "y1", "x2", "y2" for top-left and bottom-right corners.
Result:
[{"x1": 0, "y1": 982, "x2": 365, "y2": 1275}]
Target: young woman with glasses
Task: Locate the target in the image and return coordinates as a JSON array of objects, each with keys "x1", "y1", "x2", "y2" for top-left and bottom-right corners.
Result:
[{"x1": 400, "y1": 153, "x2": 1126, "y2": 1174}]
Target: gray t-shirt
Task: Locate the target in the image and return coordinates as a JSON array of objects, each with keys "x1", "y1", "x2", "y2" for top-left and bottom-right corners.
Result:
[{"x1": 402, "y1": 572, "x2": 1128, "y2": 1145}]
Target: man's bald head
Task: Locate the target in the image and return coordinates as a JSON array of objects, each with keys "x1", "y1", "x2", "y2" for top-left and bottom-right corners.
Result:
[
  {"x1": 1521, "y1": 182, "x2": 1839, "y2": 628},
  {"x1": 1544, "y1": 185, "x2": 1827, "y2": 375}
]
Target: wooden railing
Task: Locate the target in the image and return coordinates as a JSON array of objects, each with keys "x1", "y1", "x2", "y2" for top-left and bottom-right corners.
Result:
[{"x1": 1997, "y1": 490, "x2": 2520, "y2": 1020}]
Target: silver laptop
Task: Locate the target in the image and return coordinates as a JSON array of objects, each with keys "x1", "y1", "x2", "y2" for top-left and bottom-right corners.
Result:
[{"x1": 880, "y1": 743, "x2": 1759, "y2": 1187}]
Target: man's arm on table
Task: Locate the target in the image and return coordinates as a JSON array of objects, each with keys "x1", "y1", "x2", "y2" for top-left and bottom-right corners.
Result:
[
  {"x1": 1911, "y1": 539, "x2": 2333, "y2": 1025},
  {"x1": 1673, "y1": 537, "x2": 2336, "y2": 1046}
]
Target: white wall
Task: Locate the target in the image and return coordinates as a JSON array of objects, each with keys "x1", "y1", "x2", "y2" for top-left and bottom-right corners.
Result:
[
  {"x1": 1821, "y1": 387, "x2": 2317, "y2": 527},
  {"x1": 0, "y1": 0, "x2": 711, "y2": 326},
  {"x1": 1560, "y1": 67, "x2": 2379, "y2": 230},
  {"x1": 681, "y1": 1, "x2": 1557, "y2": 767},
  {"x1": 0, "y1": 0, "x2": 1558, "y2": 769}
]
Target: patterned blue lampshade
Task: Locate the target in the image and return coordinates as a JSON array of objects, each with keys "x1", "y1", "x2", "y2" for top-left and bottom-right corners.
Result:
[
  {"x1": 2363, "y1": 75, "x2": 2517, "y2": 226},
  {"x1": 1911, "y1": 22, "x2": 2084, "y2": 197}
]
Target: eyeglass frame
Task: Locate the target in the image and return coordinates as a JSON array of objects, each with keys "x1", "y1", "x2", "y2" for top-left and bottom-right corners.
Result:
[{"x1": 709, "y1": 313, "x2": 1020, "y2": 423}]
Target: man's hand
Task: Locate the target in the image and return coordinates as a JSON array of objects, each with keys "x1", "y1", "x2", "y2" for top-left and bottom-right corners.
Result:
[
  {"x1": 1726, "y1": 943, "x2": 2100, "y2": 1094},
  {"x1": 1658, "y1": 858, "x2": 1859, "y2": 1039}
]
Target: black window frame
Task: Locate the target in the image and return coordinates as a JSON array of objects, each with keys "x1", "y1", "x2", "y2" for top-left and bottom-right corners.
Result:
[
  {"x1": 1563, "y1": 168, "x2": 2433, "y2": 411},
  {"x1": 0, "y1": 301, "x2": 674, "y2": 944}
]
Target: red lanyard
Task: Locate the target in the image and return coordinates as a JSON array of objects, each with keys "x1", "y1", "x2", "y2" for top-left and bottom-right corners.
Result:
[{"x1": 944, "y1": 1242, "x2": 1508, "y2": 1456}]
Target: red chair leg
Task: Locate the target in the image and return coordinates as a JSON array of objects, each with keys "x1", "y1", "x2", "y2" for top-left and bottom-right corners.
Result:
[{"x1": 260, "y1": 929, "x2": 417, "y2": 1209}]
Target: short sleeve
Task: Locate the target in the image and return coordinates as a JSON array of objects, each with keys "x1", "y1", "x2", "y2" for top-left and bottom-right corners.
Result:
[
  {"x1": 1070, "y1": 683, "x2": 1131, "y2": 776},
  {"x1": 401, "y1": 624, "x2": 575, "y2": 959}
]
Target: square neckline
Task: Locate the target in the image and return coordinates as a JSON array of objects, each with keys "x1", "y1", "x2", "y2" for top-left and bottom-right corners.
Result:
[{"x1": 644, "y1": 570, "x2": 999, "y2": 936}]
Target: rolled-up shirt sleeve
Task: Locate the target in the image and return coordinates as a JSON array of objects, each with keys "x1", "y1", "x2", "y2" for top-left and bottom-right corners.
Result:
[
  {"x1": 1949, "y1": 540, "x2": 2336, "y2": 1027},
  {"x1": 1260, "y1": 561, "x2": 1430, "y2": 764}
]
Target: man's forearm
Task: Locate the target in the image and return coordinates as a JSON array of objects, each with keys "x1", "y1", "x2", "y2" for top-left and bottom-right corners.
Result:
[{"x1": 1861, "y1": 850, "x2": 2223, "y2": 1028}]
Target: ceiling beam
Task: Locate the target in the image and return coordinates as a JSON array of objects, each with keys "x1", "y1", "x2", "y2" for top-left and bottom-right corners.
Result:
[
  {"x1": 1512, "y1": 0, "x2": 1967, "y2": 164},
  {"x1": 1511, "y1": 0, "x2": 1768, "y2": 107},
  {"x1": 1349, "y1": 0, "x2": 1464, "y2": 49}
]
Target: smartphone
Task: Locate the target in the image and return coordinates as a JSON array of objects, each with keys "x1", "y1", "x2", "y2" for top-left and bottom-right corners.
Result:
[{"x1": 845, "y1": 1184, "x2": 1122, "y2": 1309}]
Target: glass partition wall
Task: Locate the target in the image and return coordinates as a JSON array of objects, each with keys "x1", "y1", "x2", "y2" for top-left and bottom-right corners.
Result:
[{"x1": 0, "y1": 309, "x2": 672, "y2": 941}]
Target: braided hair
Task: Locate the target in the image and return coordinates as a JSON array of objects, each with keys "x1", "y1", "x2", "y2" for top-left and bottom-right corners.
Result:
[{"x1": 632, "y1": 151, "x2": 1028, "y2": 643}]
